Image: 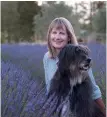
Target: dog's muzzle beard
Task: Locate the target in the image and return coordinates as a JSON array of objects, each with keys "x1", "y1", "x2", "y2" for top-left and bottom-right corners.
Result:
[{"x1": 79, "y1": 58, "x2": 92, "y2": 71}]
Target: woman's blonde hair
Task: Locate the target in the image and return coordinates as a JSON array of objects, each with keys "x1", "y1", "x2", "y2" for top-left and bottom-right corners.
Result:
[{"x1": 47, "y1": 17, "x2": 78, "y2": 58}]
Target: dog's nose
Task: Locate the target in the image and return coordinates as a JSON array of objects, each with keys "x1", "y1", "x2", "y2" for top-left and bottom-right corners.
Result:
[{"x1": 87, "y1": 58, "x2": 91, "y2": 63}]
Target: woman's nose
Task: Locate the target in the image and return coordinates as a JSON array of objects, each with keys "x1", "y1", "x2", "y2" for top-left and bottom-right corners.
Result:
[{"x1": 55, "y1": 33, "x2": 60, "y2": 40}]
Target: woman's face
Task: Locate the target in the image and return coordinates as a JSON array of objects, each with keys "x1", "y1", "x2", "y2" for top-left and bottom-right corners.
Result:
[{"x1": 50, "y1": 25, "x2": 68, "y2": 50}]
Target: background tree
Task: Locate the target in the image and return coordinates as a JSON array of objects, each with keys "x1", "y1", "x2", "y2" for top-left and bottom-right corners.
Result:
[
  {"x1": 1, "y1": 1, "x2": 20, "y2": 43},
  {"x1": 33, "y1": 1, "x2": 80, "y2": 41},
  {"x1": 1, "y1": 1, "x2": 41, "y2": 43},
  {"x1": 74, "y1": 1, "x2": 106, "y2": 42},
  {"x1": 91, "y1": 1, "x2": 106, "y2": 33},
  {"x1": 17, "y1": 1, "x2": 41, "y2": 42},
  {"x1": 1, "y1": 1, "x2": 106, "y2": 43}
]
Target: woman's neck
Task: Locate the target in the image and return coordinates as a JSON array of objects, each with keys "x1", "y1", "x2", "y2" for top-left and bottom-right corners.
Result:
[
  {"x1": 55, "y1": 49, "x2": 61, "y2": 56},
  {"x1": 48, "y1": 49, "x2": 61, "y2": 59}
]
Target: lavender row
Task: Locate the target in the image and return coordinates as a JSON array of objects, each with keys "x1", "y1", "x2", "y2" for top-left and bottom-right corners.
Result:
[
  {"x1": 1, "y1": 43, "x2": 106, "y2": 116},
  {"x1": 1, "y1": 61, "x2": 47, "y2": 117}
]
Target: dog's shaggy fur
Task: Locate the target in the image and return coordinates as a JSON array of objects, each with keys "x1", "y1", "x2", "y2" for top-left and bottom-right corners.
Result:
[{"x1": 38, "y1": 44, "x2": 104, "y2": 117}]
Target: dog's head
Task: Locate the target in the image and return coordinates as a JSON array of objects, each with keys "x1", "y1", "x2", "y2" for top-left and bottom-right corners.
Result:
[{"x1": 58, "y1": 44, "x2": 92, "y2": 75}]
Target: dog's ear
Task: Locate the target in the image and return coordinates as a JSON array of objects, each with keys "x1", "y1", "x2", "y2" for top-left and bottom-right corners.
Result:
[
  {"x1": 76, "y1": 45, "x2": 91, "y2": 54},
  {"x1": 58, "y1": 47, "x2": 69, "y2": 74},
  {"x1": 58, "y1": 47, "x2": 66, "y2": 61},
  {"x1": 79, "y1": 45, "x2": 91, "y2": 53},
  {"x1": 84, "y1": 45, "x2": 91, "y2": 53}
]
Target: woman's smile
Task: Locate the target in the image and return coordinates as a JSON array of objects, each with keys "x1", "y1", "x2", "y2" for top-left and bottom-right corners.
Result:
[
  {"x1": 50, "y1": 26, "x2": 68, "y2": 49},
  {"x1": 54, "y1": 40, "x2": 64, "y2": 43}
]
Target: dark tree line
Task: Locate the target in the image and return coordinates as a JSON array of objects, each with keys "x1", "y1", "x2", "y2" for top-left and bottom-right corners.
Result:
[
  {"x1": 1, "y1": 1, "x2": 41, "y2": 43},
  {"x1": 1, "y1": 1, "x2": 106, "y2": 43}
]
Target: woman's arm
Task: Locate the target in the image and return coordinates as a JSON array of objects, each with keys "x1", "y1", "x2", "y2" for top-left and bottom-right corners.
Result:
[
  {"x1": 88, "y1": 68, "x2": 106, "y2": 116},
  {"x1": 95, "y1": 98, "x2": 106, "y2": 116},
  {"x1": 43, "y1": 52, "x2": 50, "y2": 94}
]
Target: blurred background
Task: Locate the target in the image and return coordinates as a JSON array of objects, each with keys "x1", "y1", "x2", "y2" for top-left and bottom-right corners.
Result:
[
  {"x1": 1, "y1": 1, "x2": 106, "y2": 117},
  {"x1": 1, "y1": 1, "x2": 106, "y2": 43}
]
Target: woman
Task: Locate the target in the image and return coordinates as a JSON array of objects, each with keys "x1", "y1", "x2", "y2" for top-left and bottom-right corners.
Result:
[{"x1": 43, "y1": 17, "x2": 105, "y2": 116}]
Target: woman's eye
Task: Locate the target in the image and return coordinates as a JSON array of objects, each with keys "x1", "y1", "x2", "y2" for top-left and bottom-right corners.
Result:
[
  {"x1": 52, "y1": 31, "x2": 57, "y2": 34},
  {"x1": 60, "y1": 32, "x2": 65, "y2": 35}
]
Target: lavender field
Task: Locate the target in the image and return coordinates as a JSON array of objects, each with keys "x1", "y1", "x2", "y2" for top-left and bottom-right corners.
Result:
[{"x1": 1, "y1": 42, "x2": 106, "y2": 117}]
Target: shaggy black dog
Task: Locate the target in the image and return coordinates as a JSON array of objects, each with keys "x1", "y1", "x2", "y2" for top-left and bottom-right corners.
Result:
[{"x1": 38, "y1": 44, "x2": 104, "y2": 117}]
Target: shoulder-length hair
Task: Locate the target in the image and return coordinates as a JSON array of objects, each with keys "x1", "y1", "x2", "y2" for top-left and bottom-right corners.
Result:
[{"x1": 47, "y1": 17, "x2": 78, "y2": 58}]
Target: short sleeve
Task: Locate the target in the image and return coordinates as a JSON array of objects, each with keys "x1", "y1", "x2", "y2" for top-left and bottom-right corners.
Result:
[{"x1": 88, "y1": 68, "x2": 102, "y2": 100}]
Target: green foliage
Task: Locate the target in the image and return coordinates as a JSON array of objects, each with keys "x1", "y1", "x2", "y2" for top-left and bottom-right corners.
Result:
[
  {"x1": 2, "y1": 1, "x2": 105, "y2": 43},
  {"x1": 1, "y1": 1, "x2": 20, "y2": 43},
  {"x1": 1, "y1": 1, "x2": 41, "y2": 43},
  {"x1": 77, "y1": 1, "x2": 106, "y2": 36},
  {"x1": 92, "y1": 6, "x2": 106, "y2": 33},
  {"x1": 17, "y1": 1, "x2": 41, "y2": 41},
  {"x1": 33, "y1": 1, "x2": 80, "y2": 41}
]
